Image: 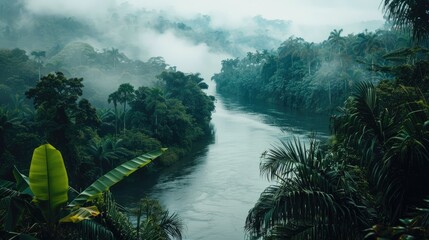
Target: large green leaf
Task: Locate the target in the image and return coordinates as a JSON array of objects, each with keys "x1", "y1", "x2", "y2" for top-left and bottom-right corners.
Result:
[
  {"x1": 69, "y1": 148, "x2": 166, "y2": 207},
  {"x1": 29, "y1": 144, "x2": 69, "y2": 223}
]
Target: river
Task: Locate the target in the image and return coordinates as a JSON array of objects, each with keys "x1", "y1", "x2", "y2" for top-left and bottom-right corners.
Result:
[{"x1": 115, "y1": 93, "x2": 329, "y2": 240}]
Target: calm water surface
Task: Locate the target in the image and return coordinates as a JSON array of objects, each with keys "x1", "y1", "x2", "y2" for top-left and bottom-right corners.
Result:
[{"x1": 116, "y1": 93, "x2": 329, "y2": 240}]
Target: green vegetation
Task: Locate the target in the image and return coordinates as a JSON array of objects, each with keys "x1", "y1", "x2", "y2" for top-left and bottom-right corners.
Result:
[
  {"x1": 0, "y1": 42, "x2": 215, "y2": 184},
  {"x1": 0, "y1": 1, "x2": 292, "y2": 58},
  {"x1": 0, "y1": 143, "x2": 177, "y2": 239},
  {"x1": 245, "y1": 1, "x2": 429, "y2": 239},
  {"x1": 0, "y1": 32, "x2": 214, "y2": 238},
  {"x1": 2, "y1": 0, "x2": 429, "y2": 239},
  {"x1": 213, "y1": 27, "x2": 417, "y2": 112}
]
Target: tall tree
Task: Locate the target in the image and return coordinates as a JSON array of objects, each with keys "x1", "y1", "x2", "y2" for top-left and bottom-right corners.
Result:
[
  {"x1": 25, "y1": 72, "x2": 97, "y2": 183},
  {"x1": 31, "y1": 50, "x2": 46, "y2": 80},
  {"x1": 108, "y1": 91, "x2": 120, "y2": 136},
  {"x1": 328, "y1": 29, "x2": 346, "y2": 55},
  {"x1": 146, "y1": 88, "x2": 165, "y2": 136},
  {"x1": 117, "y1": 83, "x2": 135, "y2": 132},
  {"x1": 107, "y1": 48, "x2": 119, "y2": 70}
]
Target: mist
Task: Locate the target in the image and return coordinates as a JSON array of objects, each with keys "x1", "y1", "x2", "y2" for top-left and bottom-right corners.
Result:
[{"x1": 10, "y1": 0, "x2": 385, "y2": 80}]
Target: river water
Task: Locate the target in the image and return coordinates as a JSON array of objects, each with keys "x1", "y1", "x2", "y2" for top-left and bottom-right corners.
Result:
[{"x1": 116, "y1": 93, "x2": 329, "y2": 240}]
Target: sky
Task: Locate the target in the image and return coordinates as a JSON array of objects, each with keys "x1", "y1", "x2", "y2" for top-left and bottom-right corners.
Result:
[
  {"x1": 128, "y1": 0, "x2": 384, "y2": 26},
  {"x1": 24, "y1": 0, "x2": 385, "y2": 26},
  {"x1": 21, "y1": 0, "x2": 386, "y2": 79}
]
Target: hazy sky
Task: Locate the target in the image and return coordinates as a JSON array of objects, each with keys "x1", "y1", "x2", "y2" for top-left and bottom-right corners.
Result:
[
  {"x1": 25, "y1": 0, "x2": 385, "y2": 26},
  {"x1": 22, "y1": 0, "x2": 386, "y2": 79},
  {"x1": 127, "y1": 0, "x2": 384, "y2": 26}
]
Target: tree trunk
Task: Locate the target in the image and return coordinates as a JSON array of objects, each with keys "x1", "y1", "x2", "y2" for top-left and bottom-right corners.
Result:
[
  {"x1": 114, "y1": 104, "x2": 118, "y2": 137},
  {"x1": 123, "y1": 101, "x2": 126, "y2": 132}
]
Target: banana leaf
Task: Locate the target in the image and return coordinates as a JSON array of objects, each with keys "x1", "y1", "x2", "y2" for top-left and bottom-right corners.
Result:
[
  {"x1": 59, "y1": 206, "x2": 100, "y2": 223},
  {"x1": 29, "y1": 144, "x2": 69, "y2": 223},
  {"x1": 68, "y1": 148, "x2": 166, "y2": 207}
]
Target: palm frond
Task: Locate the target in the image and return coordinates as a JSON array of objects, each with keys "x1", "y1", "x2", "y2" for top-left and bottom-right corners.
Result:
[
  {"x1": 74, "y1": 219, "x2": 115, "y2": 240},
  {"x1": 260, "y1": 137, "x2": 320, "y2": 181},
  {"x1": 159, "y1": 211, "x2": 183, "y2": 240}
]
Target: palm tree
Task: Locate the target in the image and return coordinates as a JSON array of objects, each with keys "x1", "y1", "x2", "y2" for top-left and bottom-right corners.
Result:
[
  {"x1": 353, "y1": 32, "x2": 382, "y2": 82},
  {"x1": 328, "y1": 29, "x2": 346, "y2": 55},
  {"x1": 107, "y1": 48, "x2": 120, "y2": 70},
  {"x1": 300, "y1": 42, "x2": 316, "y2": 75},
  {"x1": 278, "y1": 37, "x2": 304, "y2": 67},
  {"x1": 353, "y1": 31, "x2": 382, "y2": 56},
  {"x1": 31, "y1": 50, "x2": 45, "y2": 80},
  {"x1": 382, "y1": 0, "x2": 429, "y2": 42},
  {"x1": 117, "y1": 83, "x2": 135, "y2": 132},
  {"x1": 146, "y1": 88, "x2": 166, "y2": 136},
  {"x1": 246, "y1": 137, "x2": 371, "y2": 239},
  {"x1": 131, "y1": 198, "x2": 183, "y2": 240},
  {"x1": 332, "y1": 81, "x2": 429, "y2": 223},
  {"x1": 108, "y1": 91, "x2": 121, "y2": 136},
  {"x1": 87, "y1": 137, "x2": 129, "y2": 174}
]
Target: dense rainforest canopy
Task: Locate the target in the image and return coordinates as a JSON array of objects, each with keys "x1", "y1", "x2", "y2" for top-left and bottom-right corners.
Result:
[
  {"x1": 212, "y1": 27, "x2": 418, "y2": 112},
  {"x1": 1, "y1": 0, "x2": 429, "y2": 239},
  {"x1": 0, "y1": 40, "x2": 214, "y2": 239},
  {"x1": 245, "y1": 0, "x2": 429, "y2": 239}
]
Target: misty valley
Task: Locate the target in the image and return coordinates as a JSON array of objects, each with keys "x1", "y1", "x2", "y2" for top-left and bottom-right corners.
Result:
[{"x1": 1, "y1": 0, "x2": 429, "y2": 240}]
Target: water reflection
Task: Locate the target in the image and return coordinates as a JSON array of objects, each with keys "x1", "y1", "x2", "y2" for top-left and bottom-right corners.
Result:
[{"x1": 115, "y1": 94, "x2": 329, "y2": 240}]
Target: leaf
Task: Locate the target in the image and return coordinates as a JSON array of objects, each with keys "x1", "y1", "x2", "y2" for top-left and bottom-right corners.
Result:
[
  {"x1": 29, "y1": 144, "x2": 69, "y2": 223},
  {"x1": 0, "y1": 180, "x2": 17, "y2": 198},
  {"x1": 0, "y1": 231, "x2": 39, "y2": 240},
  {"x1": 75, "y1": 220, "x2": 115, "y2": 240},
  {"x1": 59, "y1": 206, "x2": 100, "y2": 223},
  {"x1": 13, "y1": 166, "x2": 33, "y2": 195},
  {"x1": 68, "y1": 148, "x2": 166, "y2": 207},
  {"x1": 1, "y1": 196, "x2": 26, "y2": 231}
]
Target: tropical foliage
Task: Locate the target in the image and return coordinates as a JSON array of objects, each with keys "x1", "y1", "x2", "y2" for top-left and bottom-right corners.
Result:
[
  {"x1": 246, "y1": 1, "x2": 429, "y2": 239},
  {"x1": 0, "y1": 143, "x2": 179, "y2": 239},
  {"x1": 246, "y1": 138, "x2": 371, "y2": 239},
  {"x1": 212, "y1": 27, "x2": 415, "y2": 112},
  {"x1": 0, "y1": 29, "x2": 214, "y2": 239},
  {"x1": 247, "y1": 73, "x2": 429, "y2": 239}
]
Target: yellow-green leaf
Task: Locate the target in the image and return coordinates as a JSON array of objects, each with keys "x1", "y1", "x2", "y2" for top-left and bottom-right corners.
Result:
[
  {"x1": 59, "y1": 206, "x2": 100, "y2": 223},
  {"x1": 29, "y1": 144, "x2": 69, "y2": 223}
]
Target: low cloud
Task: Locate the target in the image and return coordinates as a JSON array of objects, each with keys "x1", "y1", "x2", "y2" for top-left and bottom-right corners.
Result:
[{"x1": 18, "y1": 0, "x2": 384, "y2": 78}]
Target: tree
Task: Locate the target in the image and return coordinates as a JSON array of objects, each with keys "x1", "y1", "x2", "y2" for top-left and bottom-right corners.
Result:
[
  {"x1": 31, "y1": 50, "x2": 45, "y2": 80},
  {"x1": 328, "y1": 29, "x2": 345, "y2": 55},
  {"x1": 146, "y1": 88, "x2": 166, "y2": 136},
  {"x1": 0, "y1": 48, "x2": 38, "y2": 104},
  {"x1": 117, "y1": 83, "x2": 135, "y2": 132},
  {"x1": 246, "y1": 138, "x2": 371, "y2": 239},
  {"x1": 107, "y1": 48, "x2": 119, "y2": 70},
  {"x1": 25, "y1": 72, "x2": 98, "y2": 181},
  {"x1": 300, "y1": 42, "x2": 316, "y2": 75},
  {"x1": 158, "y1": 71, "x2": 215, "y2": 128},
  {"x1": 87, "y1": 137, "x2": 129, "y2": 174},
  {"x1": 333, "y1": 81, "x2": 429, "y2": 223},
  {"x1": 382, "y1": 0, "x2": 429, "y2": 42},
  {"x1": 132, "y1": 198, "x2": 183, "y2": 240},
  {"x1": 108, "y1": 91, "x2": 120, "y2": 136}
]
